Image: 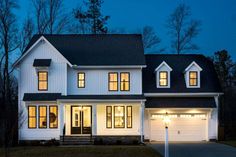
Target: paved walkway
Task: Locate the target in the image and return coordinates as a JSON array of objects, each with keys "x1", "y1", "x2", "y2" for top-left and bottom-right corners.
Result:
[{"x1": 149, "y1": 142, "x2": 236, "y2": 157}]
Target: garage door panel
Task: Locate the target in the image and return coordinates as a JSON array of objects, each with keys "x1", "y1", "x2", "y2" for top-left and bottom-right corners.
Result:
[{"x1": 150, "y1": 114, "x2": 207, "y2": 141}]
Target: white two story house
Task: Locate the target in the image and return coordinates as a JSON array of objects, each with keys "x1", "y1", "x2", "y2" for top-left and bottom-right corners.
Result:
[{"x1": 14, "y1": 34, "x2": 222, "y2": 144}]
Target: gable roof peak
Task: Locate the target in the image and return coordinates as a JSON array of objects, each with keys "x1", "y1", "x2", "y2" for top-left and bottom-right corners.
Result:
[
  {"x1": 185, "y1": 61, "x2": 203, "y2": 72},
  {"x1": 154, "y1": 61, "x2": 173, "y2": 72}
]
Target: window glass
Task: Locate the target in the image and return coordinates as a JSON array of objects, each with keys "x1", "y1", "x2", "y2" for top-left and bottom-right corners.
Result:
[
  {"x1": 127, "y1": 106, "x2": 132, "y2": 128},
  {"x1": 28, "y1": 106, "x2": 36, "y2": 128},
  {"x1": 189, "y1": 71, "x2": 198, "y2": 86},
  {"x1": 106, "y1": 106, "x2": 112, "y2": 128},
  {"x1": 39, "y1": 106, "x2": 47, "y2": 128},
  {"x1": 159, "y1": 71, "x2": 168, "y2": 86},
  {"x1": 38, "y1": 71, "x2": 48, "y2": 90},
  {"x1": 114, "y1": 106, "x2": 125, "y2": 128},
  {"x1": 120, "y1": 73, "x2": 130, "y2": 91},
  {"x1": 109, "y1": 73, "x2": 118, "y2": 91},
  {"x1": 78, "y1": 72, "x2": 85, "y2": 88},
  {"x1": 49, "y1": 106, "x2": 58, "y2": 128}
]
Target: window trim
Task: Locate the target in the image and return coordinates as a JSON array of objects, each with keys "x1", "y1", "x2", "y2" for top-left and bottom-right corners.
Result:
[
  {"x1": 120, "y1": 72, "x2": 130, "y2": 91},
  {"x1": 126, "y1": 106, "x2": 132, "y2": 128},
  {"x1": 49, "y1": 106, "x2": 58, "y2": 129},
  {"x1": 106, "y1": 106, "x2": 112, "y2": 129},
  {"x1": 108, "y1": 72, "x2": 118, "y2": 91},
  {"x1": 159, "y1": 71, "x2": 168, "y2": 87},
  {"x1": 189, "y1": 71, "x2": 198, "y2": 86},
  {"x1": 28, "y1": 106, "x2": 37, "y2": 129},
  {"x1": 38, "y1": 106, "x2": 47, "y2": 129},
  {"x1": 77, "y1": 72, "x2": 85, "y2": 88},
  {"x1": 114, "y1": 106, "x2": 125, "y2": 128},
  {"x1": 38, "y1": 71, "x2": 48, "y2": 91}
]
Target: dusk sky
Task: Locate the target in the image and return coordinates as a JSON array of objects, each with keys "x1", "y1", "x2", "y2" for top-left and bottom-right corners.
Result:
[{"x1": 18, "y1": 0, "x2": 236, "y2": 60}]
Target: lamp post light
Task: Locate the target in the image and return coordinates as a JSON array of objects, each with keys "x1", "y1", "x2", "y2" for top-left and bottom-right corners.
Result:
[{"x1": 163, "y1": 112, "x2": 171, "y2": 157}]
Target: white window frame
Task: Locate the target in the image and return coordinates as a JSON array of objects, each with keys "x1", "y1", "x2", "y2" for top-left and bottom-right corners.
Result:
[
  {"x1": 155, "y1": 61, "x2": 172, "y2": 88},
  {"x1": 185, "y1": 61, "x2": 202, "y2": 88}
]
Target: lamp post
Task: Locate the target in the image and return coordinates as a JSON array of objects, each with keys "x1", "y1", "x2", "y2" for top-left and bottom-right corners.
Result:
[{"x1": 163, "y1": 112, "x2": 170, "y2": 157}]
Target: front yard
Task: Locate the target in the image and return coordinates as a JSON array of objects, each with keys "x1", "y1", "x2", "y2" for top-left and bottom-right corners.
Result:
[{"x1": 0, "y1": 145, "x2": 162, "y2": 157}]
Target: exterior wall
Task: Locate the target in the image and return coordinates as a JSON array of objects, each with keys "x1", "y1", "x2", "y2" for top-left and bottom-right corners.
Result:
[
  {"x1": 96, "y1": 104, "x2": 141, "y2": 135},
  {"x1": 67, "y1": 68, "x2": 142, "y2": 95},
  {"x1": 19, "y1": 103, "x2": 61, "y2": 140}
]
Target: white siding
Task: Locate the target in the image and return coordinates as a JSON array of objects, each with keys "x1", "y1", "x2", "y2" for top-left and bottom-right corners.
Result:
[{"x1": 67, "y1": 68, "x2": 142, "y2": 95}]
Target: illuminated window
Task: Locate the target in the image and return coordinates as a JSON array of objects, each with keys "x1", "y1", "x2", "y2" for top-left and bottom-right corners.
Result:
[
  {"x1": 106, "y1": 106, "x2": 112, "y2": 128},
  {"x1": 39, "y1": 106, "x2": 47, "y2": 128},
  {"x1": 159, "y1": 71, "x2": 168, "y2": 86},
  {"x1": 28, "y1": 106, "x2": 37, "y2": 128},
  {"x1": 49, "y1": 106, "x2": 58, "y2": 128},
  {"x1": 120, "y1": 72, "x2": 130, "y2": 91},
  {"x1": 189, "y1": 71, "x2": 198, "y2": 86},
  {"x1": 127, "y1": 106, "x2": 132, "y2": 128},
  {"x1": 108, "y1": 72, "x2": 118, "y2": 91},
  {"x1": 38, "y1": 71, "x2": 48, "y2": 91},
  {"x1": 78, "y1": 72, "x2": 85, "y2": 88},
  {"x1": 114, "y1": 106, "x2": 125, "y2": 128}
]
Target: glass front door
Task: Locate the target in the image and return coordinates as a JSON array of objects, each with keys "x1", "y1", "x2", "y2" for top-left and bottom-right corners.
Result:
[{"x1": 71, "y1": 106, "x2": 92, "y2": 134}]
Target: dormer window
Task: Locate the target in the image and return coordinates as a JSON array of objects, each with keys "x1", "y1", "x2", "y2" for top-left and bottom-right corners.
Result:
[
  {"x1": 185, "y1": 61, "x2": 202, "y2": 88},
  {"x1": 159, "y1": 71, "x2": 168, "y2": 86},
  {"x1": 155, "y1": 61, "x2": 172, "y2": 88},
  {"x1": 189, "y1": 71, "x2": 198, "y2": 86}
]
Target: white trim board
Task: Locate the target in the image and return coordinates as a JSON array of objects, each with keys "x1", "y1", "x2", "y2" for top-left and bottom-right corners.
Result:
[{"x1": 144, "y1": 93, "x2": 223, "y2": 97}]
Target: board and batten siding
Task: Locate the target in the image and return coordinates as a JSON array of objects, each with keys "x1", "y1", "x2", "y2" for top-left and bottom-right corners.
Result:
[{"x1": 67, "y1": 68, "x2": 142, "y2": 95}]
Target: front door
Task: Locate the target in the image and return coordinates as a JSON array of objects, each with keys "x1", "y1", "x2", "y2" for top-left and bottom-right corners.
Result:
[{"x1": 71, "y1": 106, "x2": 92, "y2": 135}]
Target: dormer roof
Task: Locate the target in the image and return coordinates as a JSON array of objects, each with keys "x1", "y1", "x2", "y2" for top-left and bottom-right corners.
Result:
[
  {"x1": 185, "y1": 61, "x2": 203, "y2": 72},
  {"x1": 154, "y1": 61, "x2": 173, "y2": 72}
]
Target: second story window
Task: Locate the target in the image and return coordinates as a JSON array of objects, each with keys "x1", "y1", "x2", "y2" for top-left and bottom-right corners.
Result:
[
  {"x1": 108, "y1": 72, "x2": 118, "y2": 91},
  {"x1": 189, "y1": 71, "x2": 198, "y2": 86},
  {"x1": 78, "y1": 72, "x2": 85, "y2": 88},
  {"x1": 159, "y1": 71, "x2": 168, "y2": 86},
  {"x1": 120, "y1": 72, "x2": 130, "y2": 91},
  {"x1": 38, "y1": 71, "x2": 48, "y2": 91}
]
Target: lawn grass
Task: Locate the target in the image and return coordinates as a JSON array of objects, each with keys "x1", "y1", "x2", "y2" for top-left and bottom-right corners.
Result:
[
  {"x1": 0, "y1": 145, "x2": 162, "y2": 157},
  {"x1": 218, "y1": 141, "x2": 236, "y2": 147}
]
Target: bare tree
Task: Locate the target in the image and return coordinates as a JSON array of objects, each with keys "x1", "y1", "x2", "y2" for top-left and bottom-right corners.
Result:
[
  {"x1": 32, "y1": 0, "x2": 70, "y2": 34},
  {"x1": 142, "y1": 26, "x2": 164, "y2": 52},
  {"x1": 167, "y1": 3, "x2": 201, "y2": 54},
  {"x1": 0, "y1": 0, "x2": 19, "y2": 156},
  {"x1": 20, "y1": 16, "x2": 34, "y2": 53}
]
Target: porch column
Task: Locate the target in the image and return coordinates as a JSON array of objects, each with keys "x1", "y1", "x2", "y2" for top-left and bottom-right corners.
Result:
[
  {"x1": 59, "y1": 104, "x2": 65, "y2": 136},
  {"x1": 92, "y1": 104, "x2": 97, "y2": 136},
  {"x1": 140, "y1": 101, "x2": 145, "y2": 143}
]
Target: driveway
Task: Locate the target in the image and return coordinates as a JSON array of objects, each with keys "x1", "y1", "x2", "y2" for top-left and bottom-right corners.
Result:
[{"x1": 149, "y1": 142, "x2": 236, "y2": 157}]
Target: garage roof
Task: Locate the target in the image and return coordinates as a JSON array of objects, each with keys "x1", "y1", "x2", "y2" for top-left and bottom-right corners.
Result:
[{"x1": 145, "y1": 97, "x2": 216, "y2": 108}]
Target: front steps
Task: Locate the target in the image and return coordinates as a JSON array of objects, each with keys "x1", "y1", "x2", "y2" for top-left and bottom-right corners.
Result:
[{"x1": 60, "y1": 136, "x2": 94, "y2": 145}]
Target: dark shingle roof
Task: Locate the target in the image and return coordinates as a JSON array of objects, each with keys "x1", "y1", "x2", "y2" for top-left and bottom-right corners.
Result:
[
  {"x1": 33, "y1": 59, "x2": 51, "y2": 67},
  {"x1": 143, "y1": 54, "x2": 222, "y2": 93},
  {"x1": 23, "y1": 93, "x2": 145, "y2": 101},
  {"x1": 24, "y1": 34, "x2": 146, "y2": 66},
  {"x1": 23, "y1": 93, "x2": 61, "y2": 101},
  {"x1": 145, "y1": 97, "x2": 216, "y2": 108}
]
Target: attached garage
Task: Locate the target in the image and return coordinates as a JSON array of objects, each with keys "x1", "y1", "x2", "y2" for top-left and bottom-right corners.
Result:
[
  {"x1": 144, "y1": 97, "x2": 218, "y2": 141},
  {"x1": 150, "y1": 113, "x2": 207, "y2": 141}
]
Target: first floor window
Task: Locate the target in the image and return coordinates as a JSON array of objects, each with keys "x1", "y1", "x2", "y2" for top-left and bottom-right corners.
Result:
[
  {"x1": 28, "y1": 106, "x2": 37, "y2": 128},
  {"x1": 78, "y1": 72, "x2": 85, "y2": 88},
  {"x1": 114, "y1": 106, "x2": 125, "y2": 128},
  {"x1": 106, "y1": 106, "x2": 112, "y2": 128},
  {"x1": 38, "y1": 71, "x2": 48, "y2": 91},
  {"x1": 159, "y1": 71, "x2": 168, "y2": 86},
  {"x1": 49, "y1": 106, "x2": 58, "y2": 128},
  {"x1": 39, "y1": 106, "x2": 47, "y2": 128},
  {"x1": 108, "y1": 72, "x2": 118, "y2": 91},
  {"x1": 120, "y1": 72, "x2": 130, "y2": 91},
  {"x1": 127, "y1": 106, "x2": 132, "y2": 128},
  {"x1": 189, "y1": 71, "x2": 198, "y2": 86}
]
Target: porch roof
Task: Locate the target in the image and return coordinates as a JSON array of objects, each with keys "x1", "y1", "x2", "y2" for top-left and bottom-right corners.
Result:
[
  {"x1": 23, "y1": 93, "x2": 145, "y2": 101},
  {"x1": 145, "y1": 97, "x2": 216, "y2": 108}
]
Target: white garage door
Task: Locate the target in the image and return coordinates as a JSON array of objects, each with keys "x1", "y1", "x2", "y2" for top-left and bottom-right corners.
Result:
[{"x1": 150, "y1": 114, "x2": 207, "y2": 141}]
